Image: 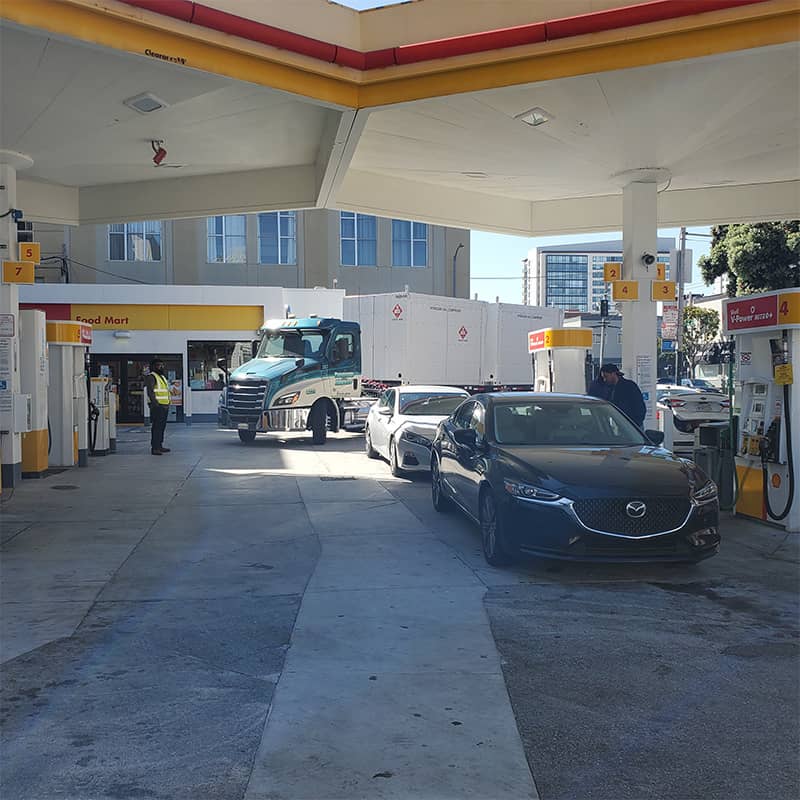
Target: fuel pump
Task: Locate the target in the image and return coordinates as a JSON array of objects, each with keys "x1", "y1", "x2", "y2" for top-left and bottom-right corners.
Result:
[
  {"x1": 46, "y1": 321, "x2": 92, "y2": 468},
  {"x1": 724, "y1": 288, "x2": 799, "y2": 532},
  {"x1": 528, "y1": 328, "x2": 593, "y2": 394},
  {"x1": 89, "y1": 376, "x2": 111, "y2": 456}
]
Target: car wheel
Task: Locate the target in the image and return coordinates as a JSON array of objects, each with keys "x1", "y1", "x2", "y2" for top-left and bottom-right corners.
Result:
[
  {"x1": 238, "y1": 429, "x2": 256, "y2": 444},
  {"x1": 389, "y1": 438, "x2": 405, "y2": 477},
  {"x1": 479, "y1": 488, "x2": 514, "y2": 567},
  {"x1": 310, "y1": 403, "x2": 327, "y2": 445},
  {"x1": 431, "y1": 455, "x2": 451, "y2": 513},
  {"x1": 365, "y1": 425, "x2": 379, "y2": 459}
]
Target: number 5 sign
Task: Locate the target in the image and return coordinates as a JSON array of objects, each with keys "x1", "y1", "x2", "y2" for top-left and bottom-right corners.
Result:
[{"x1": 612, "y1": 280, "x2": 639, "y2": 301}]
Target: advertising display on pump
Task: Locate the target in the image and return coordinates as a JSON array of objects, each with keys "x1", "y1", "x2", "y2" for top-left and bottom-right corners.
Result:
[
  {"x1": 723, "y1": 288, "x2": 799, "y2": 533},
  {"x1": 89, "y1": 376, "x2": 111, "y2": 457},
  {"x1": 528, "y1": 328, "x2": 594, "y2": 394}
]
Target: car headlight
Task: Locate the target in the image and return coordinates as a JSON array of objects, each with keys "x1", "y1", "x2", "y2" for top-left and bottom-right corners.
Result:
[
  {"x1": 504, "y1": 480, "x2": 562, "y2": 501},
  {"x1": 402, "y1": 430, "x2": 432, "y2": 447},
  {"x1": 274, "y1": 391, "x2": 300, "y2": 407},
  {"x1": 691, "y1": 480, "x2": 718, "y2": 502}
]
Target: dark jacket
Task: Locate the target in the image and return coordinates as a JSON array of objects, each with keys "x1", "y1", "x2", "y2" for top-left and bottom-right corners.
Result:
[
  {"x1": 587, "y1": 378, "x2": 610, "y2": 402},
  {"x1": 606, "y1": 376, "x2": 646, "y2": 427}
]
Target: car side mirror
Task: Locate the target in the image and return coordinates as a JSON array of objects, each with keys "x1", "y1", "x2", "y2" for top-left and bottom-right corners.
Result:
[
  {"x1": 453, "y1": 428, "x2": 478, "y2": 448},
  {"x1": 378, "y1": 406, "x2": 392, "y2": 416},
  {"x1": 295, "y1": 358, "x2": 305, "y2": 367},
  {"x1": 645, "y1": 429, "x2": 665, "y2": 446}
]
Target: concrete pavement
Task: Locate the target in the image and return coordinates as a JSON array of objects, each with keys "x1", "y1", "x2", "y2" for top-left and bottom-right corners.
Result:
[{"x1": 1, "y1": 426, "x2": 536, "y2": 800}]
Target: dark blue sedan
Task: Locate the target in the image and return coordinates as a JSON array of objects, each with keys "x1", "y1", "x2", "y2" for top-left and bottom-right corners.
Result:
[{"x1": 430, "y1": 393, "x2": 720, "y2": 566}]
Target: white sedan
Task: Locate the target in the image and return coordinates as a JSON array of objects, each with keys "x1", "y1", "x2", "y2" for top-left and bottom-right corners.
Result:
[{"x1": 364, "y1": 385, "x2": 470, "y2": 476}]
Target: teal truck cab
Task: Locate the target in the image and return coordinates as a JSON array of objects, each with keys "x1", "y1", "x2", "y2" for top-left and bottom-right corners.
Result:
[{"x1": 217, "y1": 317, "x2": 366, "y2": 444}]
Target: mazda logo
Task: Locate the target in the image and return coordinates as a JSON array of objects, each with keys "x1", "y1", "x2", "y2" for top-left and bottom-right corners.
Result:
[{"x1": 626, "y1": 501, "x2": 647, "y2": 518}]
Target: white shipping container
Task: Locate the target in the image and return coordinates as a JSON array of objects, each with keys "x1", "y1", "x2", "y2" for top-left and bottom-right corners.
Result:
[
  {"x1": 344, "y1": 292, "x2": 486, "y2": 386},
  {"x1": 482, "y1": 302, "x2": 562, "y2": 384}
]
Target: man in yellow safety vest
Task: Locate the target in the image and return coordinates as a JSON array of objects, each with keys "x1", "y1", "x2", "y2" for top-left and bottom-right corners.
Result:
[{"x1": 145, "y1": 358, "x2": 172, "y2": 456}]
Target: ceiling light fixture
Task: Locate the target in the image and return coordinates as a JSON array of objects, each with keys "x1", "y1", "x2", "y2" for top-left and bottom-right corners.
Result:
[
  {"x1": 462, "y1": 172, "x2": 488, "y2": 179},
  {"x1": 124, "y1": 92, "x2": 168, "y2": 114},
  {"x1": 515, "y1": 107, "x2": 553, "y2": 127}
]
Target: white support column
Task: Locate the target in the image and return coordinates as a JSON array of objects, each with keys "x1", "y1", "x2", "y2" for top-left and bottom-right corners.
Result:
[
  {"x1": 621, "y1": 178, "x2": 660, "y2": 428},
  {"x1": 0, "y1": 159, "x2": 22, "y2": 487}
]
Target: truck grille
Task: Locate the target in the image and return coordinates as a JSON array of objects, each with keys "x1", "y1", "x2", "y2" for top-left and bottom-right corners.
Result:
[
  {"x1": 572, "y1": 497, "x2": 691, "y2": 536},
  {"x1": 228, "y1": 381, "x2": 267, "y2": 422}
]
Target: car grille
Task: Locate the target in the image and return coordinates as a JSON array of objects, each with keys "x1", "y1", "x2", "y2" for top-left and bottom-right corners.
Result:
[
  {"x1": 228, "y1": 381, "x2": 267, "y2": 422},
  {"x1": 572, "y1": 497, "x2": 691, "y2": 536}
]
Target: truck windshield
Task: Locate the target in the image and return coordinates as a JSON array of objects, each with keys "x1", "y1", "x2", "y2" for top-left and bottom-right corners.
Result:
[{"x1": 257, "y1": 330, "x2": 327, "y2": 360}]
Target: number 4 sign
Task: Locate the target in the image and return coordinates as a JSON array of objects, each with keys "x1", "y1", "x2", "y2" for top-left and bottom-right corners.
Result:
[{"x1": 612, "y1": 280, "x2": 639, "y2": 301}]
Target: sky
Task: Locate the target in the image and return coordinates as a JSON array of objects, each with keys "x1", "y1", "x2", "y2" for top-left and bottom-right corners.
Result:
[{"x1": 469, "y1": 228, "x2": 715, "y2": 305}]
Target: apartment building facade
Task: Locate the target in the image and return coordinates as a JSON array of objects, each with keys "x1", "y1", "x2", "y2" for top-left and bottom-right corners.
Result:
[{"x1": 25, "y1": 209, "x2": 471, "y2": 297}]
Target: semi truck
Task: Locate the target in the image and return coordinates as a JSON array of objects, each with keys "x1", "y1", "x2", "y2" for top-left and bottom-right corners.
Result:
[
  {"x1": 217, "y1": 316, "x2": 368, "y2": 444},
  {"x1": 218, "y1": 295, "x2": 563, "y2": 446}
]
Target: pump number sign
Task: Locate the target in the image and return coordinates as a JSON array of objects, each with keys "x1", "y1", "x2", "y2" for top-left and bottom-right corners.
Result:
[
  {"x1": 603, "y1": 263, "x2": 621, "y2": 282},
  {"x1": 612, "y1": 280, "x2": 639, "y2": 301},
  {"x1": 2, "y1": 261, "x2": 34, "y2": 284},
  {"x1": 651, "y1": 280, "x2": 676, "y2": 301}
]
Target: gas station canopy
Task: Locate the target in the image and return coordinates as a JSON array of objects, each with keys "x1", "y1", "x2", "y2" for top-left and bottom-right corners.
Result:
[{"x1": 1, "y1": 0, "x2": 797, "y2": 232}]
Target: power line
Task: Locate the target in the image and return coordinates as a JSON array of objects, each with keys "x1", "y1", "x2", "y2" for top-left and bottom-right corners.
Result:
[{"x1": 62, "y1": 256, "x2": 153, "y2": 284}]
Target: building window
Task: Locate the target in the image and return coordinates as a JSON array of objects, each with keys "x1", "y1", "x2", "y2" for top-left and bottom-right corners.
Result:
[
  {"x1": 340, "y1": 211, "x2": 376, "y2": 266},
  {"x1": 258, "y1": 211, "x2": 297, "y2": 265},
  {"x1": 188, "y1": 341, "x2": 253, "y2": 391},
  {"x1": 392, "y1": 220, "x2": 428, "y2": 267},
  {"x1": 545, "y1": 253, "x2": 588, "y2": 312},
  {"x1": 207, "y1": 215, "x2": 247, "y2": 263},
  {"x1": 108, "y1": 221, "x2": 162, "y2": 261}
]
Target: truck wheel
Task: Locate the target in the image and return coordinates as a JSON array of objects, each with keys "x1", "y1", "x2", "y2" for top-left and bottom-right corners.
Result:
[
  {"x1": 365, "y1": 425, "x2": 379, "y2": 459},
  {"x1": 238, "y1": 429, "x2": 256, "y2": 444},
  {"x1": 311, "y1": 403, "x2": 327, "y2": 445}
]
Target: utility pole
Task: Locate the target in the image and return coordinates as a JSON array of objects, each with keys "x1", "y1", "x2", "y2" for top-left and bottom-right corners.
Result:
[
  {"x1": 598, "y1": 297, "x2": 609, "y2": 370},
  {"x1": 522, "y1": 258, "x2": 530, "y2": 305},
  {"x1": 674, "y1": 226, "x2": 687, "y2": 382}
]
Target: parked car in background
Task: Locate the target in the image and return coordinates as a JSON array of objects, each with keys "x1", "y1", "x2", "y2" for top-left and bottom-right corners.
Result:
[
  {"x1": 365, "y1": 385, "x2": 470, "y2": 476},
  {"x1": 430, "y1": 393, "x2": 720, "y2": 566},
  {"x1": 656, "y1": 390, "x2": 730, "y2": 458}
]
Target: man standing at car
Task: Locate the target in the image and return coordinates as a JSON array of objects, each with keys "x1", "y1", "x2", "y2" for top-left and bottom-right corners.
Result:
[
  {"x1": 593, "y1": 364, "x2": 646, "y2": 428},
  {"x1": 145, "y1": 358, "x2": 171, "y2": 455}
]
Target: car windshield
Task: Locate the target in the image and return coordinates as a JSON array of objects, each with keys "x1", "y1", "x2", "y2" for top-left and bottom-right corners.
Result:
[
  {"x1": 493, "y1": 400, "x2": 646, "y2": 446},
  {"x1": 257, "y1": 330, "x2": 327, "y2": 359},
  {"x1": 400, "y1": 393, "x2": 467, "y2": 416}
]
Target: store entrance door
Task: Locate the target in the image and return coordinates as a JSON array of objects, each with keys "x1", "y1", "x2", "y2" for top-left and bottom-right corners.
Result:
[{"x1": 91, "y1": 354, "x2": 183, "y2": 424}]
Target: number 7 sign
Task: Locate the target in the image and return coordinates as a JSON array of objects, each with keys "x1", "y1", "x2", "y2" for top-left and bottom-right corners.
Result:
[{"x1": 2, "y1": 261, "x2": 35, "y2": 284}]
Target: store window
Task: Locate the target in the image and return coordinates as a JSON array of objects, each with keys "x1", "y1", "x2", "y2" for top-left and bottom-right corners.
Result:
[
  {"x1": 340, "y1": 211, "x2": 376, "y2": 266},
  {"x1": 258, "y1": 211, "x2": 297, "y2": 265},
  {"x1": 108, "y1": 221, "x2": 162, "y2": 261},
  {"x1": 188, "y1": 341, "x2": 253, "y2": 390},
  {"x1": 207, "y1": 215, "x2": 247, "y2": 263},
  {"x1": 392, "y1": 220, "x2": 428, "y2": 267}
]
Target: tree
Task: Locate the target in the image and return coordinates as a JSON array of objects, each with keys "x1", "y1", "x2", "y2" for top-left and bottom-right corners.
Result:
[
  {"x1": 682, "y1": 306, "x2": 720, "y2": 378},
  {"x1": 698, "y1": 222, "x2": 800, "y2": 297}
]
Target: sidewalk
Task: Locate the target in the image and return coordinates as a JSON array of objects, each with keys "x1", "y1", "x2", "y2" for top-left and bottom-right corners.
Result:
[{"x1": 1, "y1": 426, "x2": 537, "y2": 800}]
